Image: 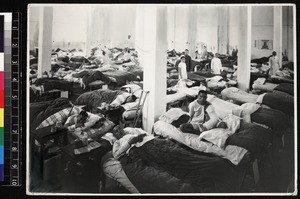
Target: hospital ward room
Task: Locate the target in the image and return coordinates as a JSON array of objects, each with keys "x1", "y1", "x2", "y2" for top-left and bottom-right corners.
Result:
[{"x1": 28, "y1": 4, "x2": 296, "y2": 195}]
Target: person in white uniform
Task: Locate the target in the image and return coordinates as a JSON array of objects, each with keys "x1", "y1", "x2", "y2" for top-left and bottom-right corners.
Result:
[
  {"x1": 269, "y1": 51, "x2": 280, "y2": 76},
  {"x1": 178, "y1": 55, "x2": 188, "y2": 80},
  {"x1": 210, "y1": 53, "x2": 222, "y2": 75}
]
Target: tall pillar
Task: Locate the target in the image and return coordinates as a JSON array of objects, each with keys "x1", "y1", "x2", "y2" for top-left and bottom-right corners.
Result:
[
  {"x1": 136, "y1": 6, "x2": 167, "y2": 133},
  {"x1": 237, "y1": 6, "x2": 252, "y2": 91},
  {"x1": 188, "y1": 6, "x2": 198, "y2": 58},
  {"x1": 217, "y1": 6, "x2": 229, "y2": 54},
  {"x1": 37, "y1": 7, "x2": 53, "y2": 77},
  {"x1": 273, "y1": 6, "x2": 283, "y2": 68}
]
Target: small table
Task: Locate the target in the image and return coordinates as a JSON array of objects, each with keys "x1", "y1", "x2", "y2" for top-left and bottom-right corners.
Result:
[
  {"x1": 31, "y1": 125, "x2": 68, "y2": 179},
  {"x1": 61, "y1": 139, "x2": 112, "y2": 189}
]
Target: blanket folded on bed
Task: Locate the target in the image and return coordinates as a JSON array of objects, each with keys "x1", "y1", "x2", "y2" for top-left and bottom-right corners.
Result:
[
  {"x1": 251, "y1": 108, "x2": 290, "y2": 134},
  {"x1": 226, "y1": 122, "x2": 272, "y2": 157},
  {"x1": 221, "y1": 87, "x2": 258, "y2": 104},
  {"x1": 75, "y1": 89, "x2": 123, "y2": 110},
  {"x1": 31, "y1": 98, "x2": 72, "y2": 130},
  {"x1": 262, "y1": 92, "x2": 294, "y2": 116},
  {"x1": 72, "y1": 70, "x2": 111, "y2": 85},
  {"x1": 33, "y1": 77, "x2": 73, "y2": 92},
  {"x1": 274, "y1": 83, "x2": 294, "y2": 96},
  {"x1": 103, "y1": 70, "x2": 141, "y2": 86},
  {"x1": 153, "y1": 121, "x2": 247, "y2": 165}
]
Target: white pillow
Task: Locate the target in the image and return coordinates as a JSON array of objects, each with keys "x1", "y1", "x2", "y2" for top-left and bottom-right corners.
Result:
[
  {"x1": 110, "y1": 92, "x2": 131, "y2": 106},
  {"x1": 222, "y1": 114, "x2": 241, "y2": 135},
  {"x1": 159, "y1": 108, "x2": 189, "y2": 124},
  {"x1": 199, "y1": 128, "x2": 229, "y2": 149}
]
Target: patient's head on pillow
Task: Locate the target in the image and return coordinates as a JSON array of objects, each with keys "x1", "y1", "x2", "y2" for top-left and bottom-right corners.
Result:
[
  {"x1": 125, "y1": 95, "x2": 137, "y2": 103},
  {"x1": 216, "y1": 121, "x2": 227, "y2": 129},
  {"x1": 112, "y1": 124, "x2": 126, "y2": 139},
  {"x1": 77, "y1": 111, "x2": 88, "y2": 124}
]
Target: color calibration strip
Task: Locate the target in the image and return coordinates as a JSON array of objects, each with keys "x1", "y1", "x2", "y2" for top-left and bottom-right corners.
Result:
[
  {"x1": 9, "y1": 13, "x2": 21, "y2": 186},
  {"x1": 0, "y1": 15, "x2": 4, "y2": 182},
  {"x1": 0, "y1": 12, "x2": 21, "y2": 186},
  {"x1": 1, "y1": 13, "x2": 12, "y2": 185}
]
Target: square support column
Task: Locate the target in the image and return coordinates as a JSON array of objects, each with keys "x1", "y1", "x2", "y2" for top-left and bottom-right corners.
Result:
[
  {"x1": 273, "y1": 6, "x2": 283, "y2": 68},
  {"x1": 218, "y1": 6, "x2": 229, "y2": 54},
  {"x1": 136, "y1": 6, "x2": 167, "y2": 133},
  {"x1": 237, "y1": 6, "x2": 252, "y2": 91},
  {"x1": 37, "y1": 7, "x2": 53, "y2": 77}
]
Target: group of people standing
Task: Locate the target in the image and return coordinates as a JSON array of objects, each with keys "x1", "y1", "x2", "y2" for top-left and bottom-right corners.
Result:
[{"x1": 175, "y1": 48, "x2": 223, "y2": 80}]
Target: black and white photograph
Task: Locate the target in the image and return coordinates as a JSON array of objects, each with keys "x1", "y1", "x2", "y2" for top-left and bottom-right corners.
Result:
[{"x1": 27, "y1": 4, "x2": 296, "y2": 195}]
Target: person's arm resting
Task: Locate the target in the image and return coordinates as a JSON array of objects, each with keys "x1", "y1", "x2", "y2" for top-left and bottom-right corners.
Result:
[
  {"x1": 64, "y1": 115, "x2": 76, "y2": 131},
  {"x1": 113, "y1": 135, "x2": 136, "y2": 160},
  {"x1": 203, "y1": 106, "x2": 219, "y2": 130},
  {"x1": 188, "y1": 103, "x2": 195, "y2": 121},
  {"x1": 80, "y1": 114, "x2": 101, "y2": 131}
]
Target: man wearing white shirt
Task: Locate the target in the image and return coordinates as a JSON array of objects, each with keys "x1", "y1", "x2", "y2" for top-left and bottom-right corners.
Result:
[{"x1": 210, "y1": 53, "x2": 222, "y2": 75}]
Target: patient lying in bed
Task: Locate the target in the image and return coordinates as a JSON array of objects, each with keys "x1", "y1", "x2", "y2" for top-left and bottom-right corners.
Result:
[
  {"x1": 103, "y1": 124, "x2": 248, "y2": 193},
  {"x1": 64, "y1": 110, "x2": 103, "y2": 132}
]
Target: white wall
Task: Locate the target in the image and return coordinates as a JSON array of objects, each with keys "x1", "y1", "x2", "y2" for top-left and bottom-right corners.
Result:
[
  {"x1": 108, "y1": 6, "x2": 136, "y2": 48},
  {"x1": 29, "y1": 5, "x2": 137, "y2": 52},
  {"x1": 173, "y1": 6, "x2": 189, "y2": 52},
  {"x1": 196, "y1": 6, "x2": 218, "y2": 54},
  {"x1": 251, "y1": 6, "x2": 274, "y2": 59},
  {"x1": 52, "y1": 6, "x2": 88, "y2": 51},
  {"x1": 28, "y1": 6, "x2": 40, "y2": 51}
]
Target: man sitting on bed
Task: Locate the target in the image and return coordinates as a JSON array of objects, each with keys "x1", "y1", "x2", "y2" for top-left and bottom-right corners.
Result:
[
  {"x1": 64, "y1": 110, "x2": 102, "y2": 132},
  {"x1": 179, "y1": 90, "x2": 220, "y2": 135}
]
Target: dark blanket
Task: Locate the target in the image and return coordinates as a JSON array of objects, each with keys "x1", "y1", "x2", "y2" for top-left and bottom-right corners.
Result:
[
  {"x1": 72, "y1": 70, "x2": 111, "y2": 85},
  {"x1": 167, "y1": 79, "x2": 179, "y2": 88},
  {"x1": 187, "y1": 72, "x2": 206, "y2": 82},
  {"x1": 220, "y1": 59, "x2": 237, "y2": 68},
  {"x1": 262, "y1": 92, "x2": 294, "y2": 116},
  {"x1": 194, "y1": 71, "x2": 215, "y2": 78},
  {"x1": 191, "y1": 59, "x2": 210, "y2": 71},
  {"x1": 282, "y1": 62, "x2": 293, "y2": 70},
  {"x1": 67, "y1": 62, "x2": 83, "y2": 70},
  {"x1": 34, "y1": 77, "x2": 73, "y2": 92},
  {"x1": 51, "y1": 64, "x2": 64, "y2": 72},
  {"x1": 30, "y1": 97, "x2": 71, "y2": 131},
  {"x1": 251, "y1": 56, "x2": 271, "y2": 65},
  {"x1": 30, "y1": 57, "x2": 38, "y2": 66},
  {"x1": 274, "y1": 83, "x2": 294, "y2": 96},
  {"x1": 120, "y1": 138, "x2": 238, "y2": 193},
  {"x1": 129, "y1": 69, "x2": 143, "y2": 81},
  {"x1": 57, "y1": 56, "x2": 70, "y2": 63},
  {"x1": 70, "y1": 56, "x2": 91, "y2": 64},
  {"x1": 30, "y1": 87, "x2": 38, "y2": 103},
  {"x1": 251, "y1": 108, "x2": 290, "y2": 135},
  {"x1": 103, "y1": 70, "x2": 141, "y2": 86},
  {"x1": 171, "y1": 115, "x2": 190, "y2": 128},
  {"x1": 74, "y1": 89, "x2": 123, "y2": 110},
  {"x1": 226, "y1": 122, "x2": 272, "y2": 157}
]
